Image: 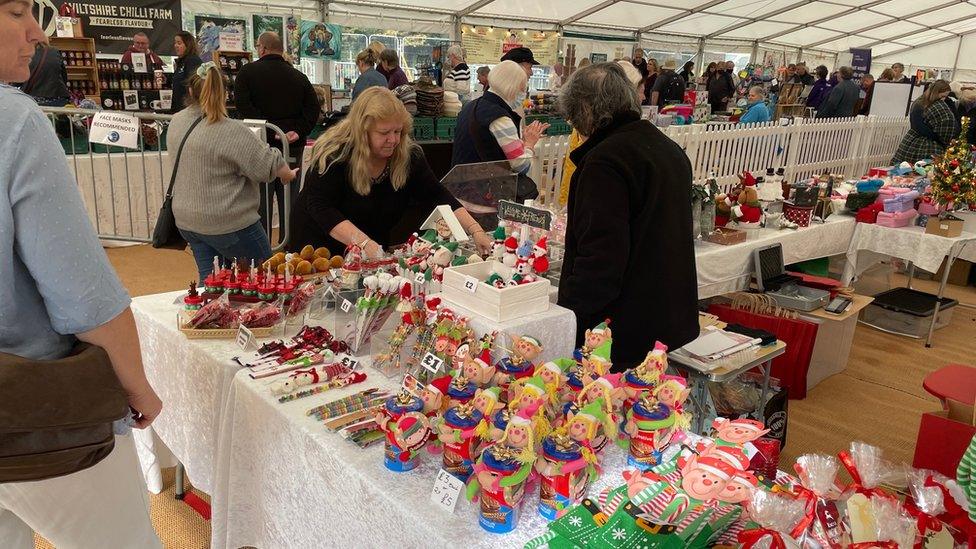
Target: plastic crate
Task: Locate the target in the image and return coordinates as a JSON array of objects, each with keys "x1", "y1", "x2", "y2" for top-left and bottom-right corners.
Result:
[
  {"x1": 860, "y1": 287, "x2": 958, "y2": 338},
  {"x1": 412, "y1": 117, "x2": 435, "y2": 140},
  {"x1": 547, "y1": 117, "x2": 572, "y2": 135},
  {"x1": 525, "y1": 114, "x2": 550, "y2": 125},
  {"x1": 435, "y1": 117, "x2": 457, "y2": 140}
]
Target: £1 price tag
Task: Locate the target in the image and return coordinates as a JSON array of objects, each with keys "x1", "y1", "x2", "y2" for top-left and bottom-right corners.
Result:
[
  {"x1": 463, "y1": 276, "x2": 478, "y2": 293},
  {"x1": 420, "y1": 352, "x2": 444, "y2": 374},
  {"x1": 430, "y1": 468, "x2": 464, "y2": 513},
  {"x1": 338, "y1": 354, "x2": 360, "y2": 371},
  {"x1": 236, "y1": 324, "x2": 254, "y2": 351},
  {"x1": 340, "y1": 298, "x2": 353, "y2": 313},
  {"x1": 414, "y1": 271, "x2": 427, "y2": 284}
]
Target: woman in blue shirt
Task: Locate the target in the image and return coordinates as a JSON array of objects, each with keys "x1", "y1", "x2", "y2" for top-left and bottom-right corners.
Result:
[
  {"x1": 738, "y1": 85, "x2": 772, "y2": 125},
  {"x1": 0, "y1": 1, "x2": 162, "y2": 546}
]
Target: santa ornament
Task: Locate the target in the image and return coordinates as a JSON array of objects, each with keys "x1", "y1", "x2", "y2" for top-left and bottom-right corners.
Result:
[{"x1": 531, "y1": 236, "x2": 550, "y2": 275}]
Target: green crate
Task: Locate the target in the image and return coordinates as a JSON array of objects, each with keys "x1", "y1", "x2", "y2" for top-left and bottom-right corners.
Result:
[
  {"x1": 413, "y1": 117, "x2": 435, "y2": 140},
  {"x1": 547, "y1": 117, "x2": 573, "y2": 136},
  {"x1": 435, "y1": 117, "x2": 457, "y2": 140},
  {"x1": 525, "y1": 114, "x2": 550, "y2": 125}
]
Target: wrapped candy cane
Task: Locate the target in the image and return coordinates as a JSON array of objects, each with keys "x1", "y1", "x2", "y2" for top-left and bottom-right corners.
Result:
[
  {"x1": 738, "y1": 491, "x2": 806, "y2": 548},
  {"x1": 286, "y1": 281, "x2": 316, "y2": 317},
  {"x1": 238, "y1": 300, "x2": 282, "y2": 328},
  {"x1": 188, "y1": 291, "x2": 235, "y2": 328}
]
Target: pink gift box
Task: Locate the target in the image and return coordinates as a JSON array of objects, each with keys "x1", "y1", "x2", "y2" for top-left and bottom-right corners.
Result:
[
  {"x1": 876, "y1": 186, "x2": 913, "y2": 203},
  {"x1": 883, "y1": 191, "x2": 919, "y2": 213},
  {"x1": 877, "y1": 209, "x2": 917, "y2": 227},
  {"x1": 918, "y1": 200, "x2": 942, "y2": 215}
]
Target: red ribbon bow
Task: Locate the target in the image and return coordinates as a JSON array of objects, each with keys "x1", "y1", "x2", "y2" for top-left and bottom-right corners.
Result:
[
  {"x1": 789, "y1": 485, "x2": 819, "y2": 538},
  {"x1": 848, "y1": 542, "x2": 898, "y2": 549},
  {"x1": 837, "y1": 451, "x2": 896, "y2": 501},
  {"x1": 738, "y1": 528, "x2": 787, "y2": 549}
]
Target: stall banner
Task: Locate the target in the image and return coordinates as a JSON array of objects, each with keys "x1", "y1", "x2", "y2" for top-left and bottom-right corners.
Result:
[
  {"x1": 250, "y1": 13, "x2": 285, "y2": 54},
  {"x1": 850, "y1": 48, "x2": 872, "y2": 82},
  {"x1": 299, "y1": 20, "x2": 341, "y2": 61},
  {"x1": 34, "y1": 0, "x2": 182, "y2": 56},
  {"x1": 462, "y1": 28, "x2": 558, "y2": 66},
  {"x1": 194, "y1": 14, "x2": 247, "y2": 62}
]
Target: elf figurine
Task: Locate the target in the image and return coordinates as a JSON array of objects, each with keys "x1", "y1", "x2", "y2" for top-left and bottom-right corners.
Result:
[
  {"x1": 566, "y1": 398, "x2": 617, "y2": 458},
  {"x1": 711, "y1": 418, "x2": 770, "y2": 447},
  {"x1": 728, "y1": 171, "x2": 763, "y2": 226},
  {"x1": 535, "y1": 427, "x2": 597, "y2": 520},
  {"x1": 375, "y1": 390, "x2": 430, "y2": 472},
  {"x1": 573, "y1": 319, "x2": 612, "y2": 364},
  {"x1": 492, "y1": 334, "x2": 543, "y2": 393},
  {"x1": 578, "y1": 340, "x2": 612, "y2": 387},
  {"x1": 472, "y1": 386, "x2": 504, "y2": 419},
  {"x1": 462, "y1": 347, "x2": 496, "y2": 388},
  {"x1": 437, "y1": 401, "x2": 485, "y2": 481},
  {"x1": 530, "y1": 236, "x2": 549, "y2": 276},
  {"x1": 421, "y1": 375, "x2": 453, "y2": 416},
  {"x1": 507, "y1": 376, "x2": 552, "y2": 442},
  {"x1": 621, "y1": 341, "x2": 668, "y2": 416},
  {"x1": 652, "y1": 376, "x2": 692, "y2": 434}
]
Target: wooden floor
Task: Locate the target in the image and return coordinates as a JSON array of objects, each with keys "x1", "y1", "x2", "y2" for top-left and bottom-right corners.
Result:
[{"x1": 37, "y1": 244, "x2": 976, "y2": 548}]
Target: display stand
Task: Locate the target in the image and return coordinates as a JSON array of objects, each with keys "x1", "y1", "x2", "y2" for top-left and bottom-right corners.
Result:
[
  {"x1": 800, "y1": 294, "x2": 874, "y2": 390},
  {"x1": 49, "y1": 36, "x2": 100, "y2": 103},
  {"x1": 213, "y1": 51, "x2": 253, "y2": 110},
  {"x1": 775, "y1": 82, "x2": 810, "y2": 118}
]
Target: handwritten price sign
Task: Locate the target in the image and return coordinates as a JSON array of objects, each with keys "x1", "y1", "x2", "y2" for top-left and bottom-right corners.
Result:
[
  {"x1": 497, "y1": 199, "x2": 553, "y2": 230},
  {"x1": 430, "y1": 468, "x2": 464, "y2": 513}
]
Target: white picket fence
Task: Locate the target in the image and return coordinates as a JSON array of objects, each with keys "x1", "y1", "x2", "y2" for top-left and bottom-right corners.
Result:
[{"x1": 530, "y1": 115, "x2": 910, "y2": 206}]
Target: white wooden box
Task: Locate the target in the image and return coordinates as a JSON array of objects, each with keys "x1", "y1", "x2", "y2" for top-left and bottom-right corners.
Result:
[{"x1": 442, "y1": 261, "x2": 551, "y2": 322}]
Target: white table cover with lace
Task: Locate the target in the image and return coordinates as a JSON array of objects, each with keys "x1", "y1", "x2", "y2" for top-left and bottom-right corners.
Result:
[{"x1": 841, "y1": 223, "x2": 976, "y2": 285}]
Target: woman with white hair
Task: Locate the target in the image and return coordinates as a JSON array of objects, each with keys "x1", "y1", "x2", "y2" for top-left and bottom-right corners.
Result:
[
  {"x1": 556, "y1": 62, "x2": 698, "y2": 369},
  {"x1": 451, "y1": 60, "x2": 548, "y2": 180},
  {"x1": 738, "y1": 85, "x2": 771, "y2": 125},
  {"x1": 443, "y1": 45, "x2": 471, "y2": 99}
]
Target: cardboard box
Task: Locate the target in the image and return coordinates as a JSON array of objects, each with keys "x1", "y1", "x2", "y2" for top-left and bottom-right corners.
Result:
[
  {"x1": 925, "y1": 216, "x2": 964, "y2": 238},
  {"x1": 934, "y1": 258, "x2": 973, "y2": 286}
]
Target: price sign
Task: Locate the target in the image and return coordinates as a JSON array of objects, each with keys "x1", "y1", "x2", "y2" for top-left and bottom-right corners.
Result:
[
  {"x1": 463, "y1": 276, "x2": 478, "y2": 293},
  {"x1": 340, "y1": 298, "x2": 353, "y2": 313},
  {"x1": 497, "y1": 199, "x2": 553, "y2": 230},
  {"x1": 414, "y1": 272, "x2": 427, "y2": 284},
  {"x1": 430, "y1": 468, "x2": 464, "y2": 513},
  {"x1": 420, "y1": 352, "x2": 444, "y2": 374},
  {"x1": 338, "y1": 354, "x2": 360, "y2": 371},
  {"x1": 236, "y1": 325, "x2": 254, "y2": 351},
  {"x1": 401, "y1": 373, "x2": 421, "y2": 396}
]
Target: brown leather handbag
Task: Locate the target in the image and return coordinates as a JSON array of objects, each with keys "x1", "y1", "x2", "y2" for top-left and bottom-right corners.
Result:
[{"x1": 0, "y1": 343, "x2": 129, "y2": 483}]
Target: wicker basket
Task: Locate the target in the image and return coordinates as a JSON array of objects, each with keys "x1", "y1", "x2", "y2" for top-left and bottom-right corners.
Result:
[
  {"x1": 177, "y1": 310, "x2": 275, "y2": 340},
  {"x1": 705, "y1": 226, "x2": 747, "y2": 245}
]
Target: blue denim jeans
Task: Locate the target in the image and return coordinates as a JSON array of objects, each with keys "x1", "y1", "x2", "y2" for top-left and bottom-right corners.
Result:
[{"x1": 179, "y1": 221, "x2": 273, "y2": 281}]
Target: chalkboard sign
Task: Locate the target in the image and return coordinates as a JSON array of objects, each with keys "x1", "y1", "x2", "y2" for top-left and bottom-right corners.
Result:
[{"x1": 497, "y1": 200, "x2": 553, "y2": 230}]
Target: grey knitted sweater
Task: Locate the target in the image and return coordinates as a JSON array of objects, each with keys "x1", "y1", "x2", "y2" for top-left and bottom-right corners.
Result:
[{"x1": 167, "y1": 106, "x2": 285, "y2": 235}]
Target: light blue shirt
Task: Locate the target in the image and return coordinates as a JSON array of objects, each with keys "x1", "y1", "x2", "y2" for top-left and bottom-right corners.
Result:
[
  {"x1": 738, "y1": 101, "x2": 771, "y2": 125},
  {"x1": 351, "y1": 68, "x2": 387, "y2": 101},
  {"x1": 0, "y1": 85, "x2": 130, "y2": 360}
]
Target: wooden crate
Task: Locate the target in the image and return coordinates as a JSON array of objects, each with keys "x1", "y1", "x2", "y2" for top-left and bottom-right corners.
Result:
[
  {"x1": 50, "y1": 36, "x2": 100, "y2": 103},
  {"x1": 442, "y1": 261, "x2": 550, "y2": 322}
]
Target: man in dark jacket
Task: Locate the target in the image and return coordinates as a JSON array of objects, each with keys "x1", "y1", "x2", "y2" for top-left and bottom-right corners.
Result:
[
  {"x1": 817, "y1": 66, "x2": 859, "y2": 118},
  {"x1": 557, "y1": 62, "x2": 699, "y2": 370},
  {"x1": 235, "y1": 31, "x2": 319, "y2": 245},
  {"x1": 707, "y1": 67, "x2": 735, "y2": 113},
  {"x1": 790, "y1": 62, "x2": 815, "y2": 86}
]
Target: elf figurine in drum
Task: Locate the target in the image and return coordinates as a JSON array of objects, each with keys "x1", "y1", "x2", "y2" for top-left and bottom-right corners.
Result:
[
  {"x1": 376, "y1": 390, "x2": 431, "y2": 472},
  {"x1": 421, "y1": 375, "x2": 453, "y2": 417},
  {"x1": 712, "y1": 418, "x2": 769, "y2": 447},
  {"x1": 653, "y1": 376, "x2": 692, "y2": 434},
  {"x1": 578, "y1": 340, "x2": 612, "y2": 387},
  {"x1": 462, "y1": 348, "x2": 496, "y2": 388},
  {"x1": 573, "y1": 319, "x2": 612, "y2": 364},
  {"x1": 492, "y1": 334, "x2": 543, "y2": 390},
  {"x1": 566, "y1": 398, "x2": 616, "y2": 458},
  {"x1": 535, "y1": 358, "x2": 573, "y2": 396}
]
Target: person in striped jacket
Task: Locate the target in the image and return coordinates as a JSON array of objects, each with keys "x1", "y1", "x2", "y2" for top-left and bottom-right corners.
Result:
[{"x1": 443, "y1": 45, "x2": 471, "y2": 100}]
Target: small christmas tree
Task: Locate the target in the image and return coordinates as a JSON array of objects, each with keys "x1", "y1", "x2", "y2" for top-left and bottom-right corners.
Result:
[{"x1": 930, "y1": 117, "x2": 976, "y2": 211}]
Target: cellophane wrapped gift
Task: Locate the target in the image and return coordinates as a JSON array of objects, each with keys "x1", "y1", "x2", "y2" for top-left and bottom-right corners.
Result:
[
  {"x1": 794, "y1": 454, "x2": 848, "y2": 547},
  {"x1": 872, "y1": 497, "x2": 918, "y2": 548},
  {"x1": 188, "y1": 291, "x2": 237, "y2": 328},
  {"x1": 839, "y1": 442, "x2": 904, "y2": 544},
  {"x1": 738, "y1": 491, "x2": 806, "y2": 548},
  {"x1": 238, "y1": 299, "x2": 283, "y2": 328}
]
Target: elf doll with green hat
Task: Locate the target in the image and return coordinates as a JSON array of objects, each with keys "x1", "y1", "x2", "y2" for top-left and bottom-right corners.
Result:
[
  {"x1": 573, "y1": 319, "x2": 612, "y2": 364},
  {"x1": 566, "y1": 398, "x2": 616, "y2": 471},
  {"x1": 507, "y1": 375, "x2": 553, "y2": 442},
  {"x1": 491, "y1": 334, "x2": 544, "y2": 395}
]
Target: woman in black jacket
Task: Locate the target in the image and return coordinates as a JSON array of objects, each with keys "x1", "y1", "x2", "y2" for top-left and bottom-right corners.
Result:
[
  {"x1": 707, "y1": 67, "x2": 735, "y2": 113},
  {"x1": 171, "y1": 31, "x2": 202, "y2": 112},
  {"x1": 557, "y1": 63, "x2": 699, "y2": 370}
]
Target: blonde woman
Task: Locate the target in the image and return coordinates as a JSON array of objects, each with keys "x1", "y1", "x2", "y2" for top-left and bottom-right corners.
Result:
[
  {"x1": 289, "y1": 87, "x2": 492, "y2": 257},
  {"x1": 168, "y1": 63, "x2": 297, "y2": 281},
  {"x1": 352, "y1": 46, "x2": 386, "y2": 101}
]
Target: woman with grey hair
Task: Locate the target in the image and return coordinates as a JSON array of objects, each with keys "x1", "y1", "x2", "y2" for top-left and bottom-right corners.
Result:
[
  {"x1": 556, "y1": 62, "x2": 699, "y2": 370},
  {"x1": 444, "y1": 44, "x2": 471, "y2": 98}
]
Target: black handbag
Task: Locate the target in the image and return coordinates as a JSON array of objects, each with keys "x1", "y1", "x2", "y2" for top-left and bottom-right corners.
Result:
[
  {"x1": 152, "y1": 116, "x2": 204, "y2": 249},
  {"x1": 0, "y1": 343, "x2": 129, "y2": 482}
]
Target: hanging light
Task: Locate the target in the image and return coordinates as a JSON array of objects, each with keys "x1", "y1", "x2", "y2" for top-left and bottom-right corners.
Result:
[
  {"x1": 488, "y1": 26, "x2": 494, "y2": 32},
  {"x1": 523, "y1": 28, "x2": 528, "y2": 35}
]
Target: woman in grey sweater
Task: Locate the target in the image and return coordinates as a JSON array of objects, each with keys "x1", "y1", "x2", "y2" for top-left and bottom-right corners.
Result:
[{"x1": 167, "y1": 63, "x2": 297, "y2": 281}]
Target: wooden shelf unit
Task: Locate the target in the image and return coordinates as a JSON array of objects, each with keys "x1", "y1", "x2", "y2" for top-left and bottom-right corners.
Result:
[{"x1": 50, "y1": 36, "x2": 100, "y2": 101}]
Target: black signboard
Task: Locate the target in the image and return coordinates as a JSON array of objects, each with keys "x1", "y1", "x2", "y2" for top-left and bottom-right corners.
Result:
[
  {"x1": 497, "y1": 200, "x2": 553, "y2": 230},
  {"x1": 34, "y1": 0, "x2": 183, "y2": 56}
]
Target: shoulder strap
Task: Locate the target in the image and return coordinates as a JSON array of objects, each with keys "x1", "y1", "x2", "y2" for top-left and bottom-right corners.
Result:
[{"x1": 165, "y1": 117, "x2": 205, "y2": 199}]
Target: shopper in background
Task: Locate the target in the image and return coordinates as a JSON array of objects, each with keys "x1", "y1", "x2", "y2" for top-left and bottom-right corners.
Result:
[
  {"x1": 452, "y1": 60, "x2": 548, "y2": 178},
  {"x1": 632, "y1": 48, "x2": 648, "y2": 81},
  {"x1": 557, "y1": 62, "x2": 698, "y2": 369},
  {"x1": 650, "y1": 59, "x2": 685, "y2": 108},
  {"x1": 120, "y1": 31, "x2": 164, "y2": 71},
  {"x1": 701, "y1": 61, "x2": 717, "y2": 84},
  {"x1": 858, "y1": 73, "x2": 875, "y2": 116},
  {"x1": 785, "y1": 63, "x2": 796, "y2": 81},
  {"x1": 351, "y1": 45, "x2": 387, "y2": 100},
  {"x1": 726, "y1": 60, "x2": 739, "y2": 87},
  {"x1": 891, "y1": 63, "x2": 910, "y2": 83},
  {"x1": 878, "y1": 68, "x2": 895, "y2": 82},
  {"x1": 20, "y1": 43, "x2": 69, "y2": 106},
  {"x1": 816, "y1": 66, "x2": 859, "y2": 118},
  {"x1": 707, "y1": 63, "x2": 735, "y2": 113},
  {"x1": 0, "y1": 2, "x2": 162, "y2": 546},
  {"x1": 644, "y1": 58, "x2": 658, "y2": 104},
  {"x1": 443, "y1": 45, "x2": 471, "y2": 99},
  {"x1": 500, "y1": 46, "x2": 538, "y2": 78},
  {"x1": 954, "y1": 85, "x2": 976, "y2": 144},
  {"x1": 377, "y1": 48, "x2": 408, "y2": 90},
  {"x1": 172, "y1": 63, "x2": 296, "y2": 281},
  {"x1": 547, "y1": 62, "x2": 564, "y2": 91},
  {"x1": 678, "y1": 60, "x2": 695, "y2": 83},
  {"x1": 790, "y1": 62, "x2": 814, "y2": 85},
  {"x1": 738, "y1": 85, "x2": 771, "y2": 125},
  {"x1": 476, "y1": 65, "x2": 490, "y2": 93},
  {"x1": 170, "y1": 31, "x2": 202, "y2": 113},
  {"x1": 891, "y1": 80, "x2": 956, "y2": 165},
  {"x1": 235, "y1": 31, "x2": 319, "y2": 246},
  {"x1": 806, "y1": 65, "x2": 832, "y2": 110},
  {"x1": 289, "y1": 87, "x2": 491, "y2": 257}
]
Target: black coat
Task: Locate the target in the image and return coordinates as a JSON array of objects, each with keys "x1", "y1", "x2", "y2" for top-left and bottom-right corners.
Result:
[
  {"x1": 557, "y1": 113, "x2": 699, "y2": 370},
  {"x1": 170, "y1": 54, "x2": 202, "y2": 113},
  {"x1": 234, "y1": 54, "x2": 319, "y2": 159}
]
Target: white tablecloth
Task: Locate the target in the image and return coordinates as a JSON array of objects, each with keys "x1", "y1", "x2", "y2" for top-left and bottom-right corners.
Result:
[
  {"x1": 841, "y1": 223, "x2": 976, "y2": 285},
  {"x1": 695, "y1": 216, "x2": 857, "y2": 298}
]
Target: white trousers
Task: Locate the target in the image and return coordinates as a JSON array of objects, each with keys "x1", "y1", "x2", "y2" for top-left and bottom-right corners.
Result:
[{"x1": 0, "y1": 433, "x2": 162, "y2": 549}]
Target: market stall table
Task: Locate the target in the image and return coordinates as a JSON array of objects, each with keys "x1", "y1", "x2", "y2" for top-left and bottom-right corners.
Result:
[
  {"x1": 800, "y1": 294, "x2": 875, "y2": 391},
  {"x1": 668, "y1": 341, "x2": 787, "y2": 434},
  {"x1": 695, "y1": 215, "x2": 856, "y2": 299},
  {"x1": 842, "y1": 223, "x2": 976, "y2": 346}
]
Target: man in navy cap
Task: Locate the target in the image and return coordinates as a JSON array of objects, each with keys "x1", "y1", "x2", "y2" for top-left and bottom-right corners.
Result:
[{"x1": 500, "y1": 46, "x2": 538, "y2": 78}]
